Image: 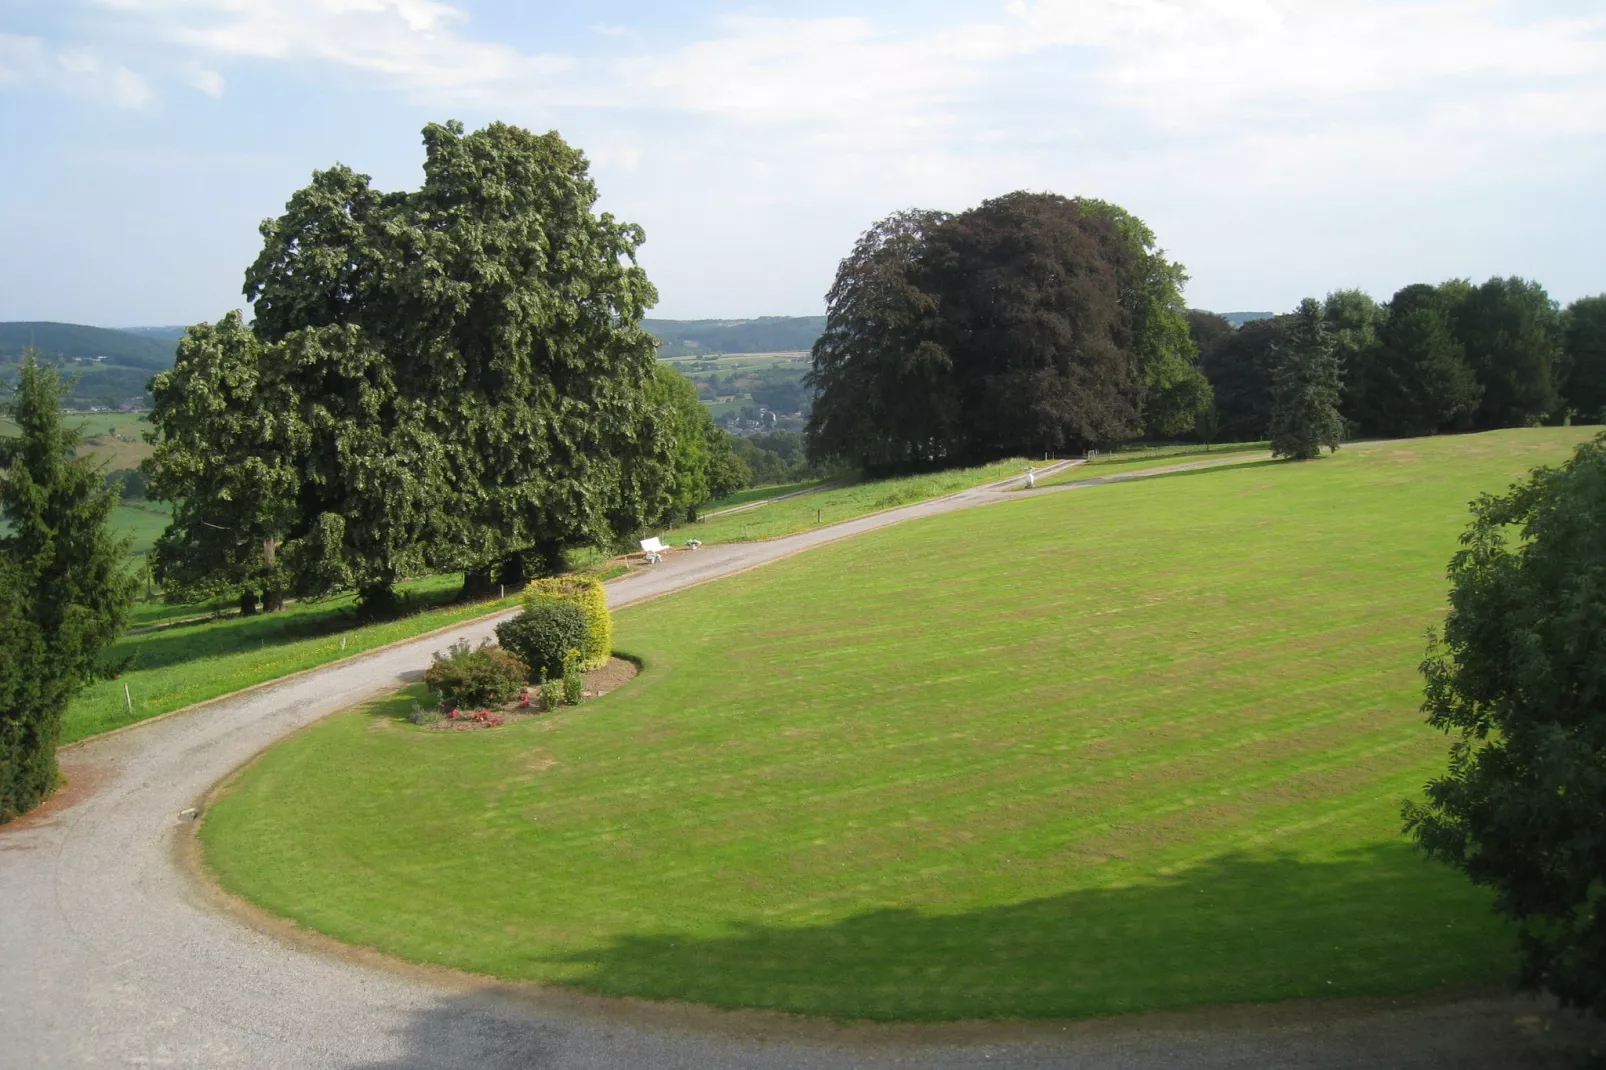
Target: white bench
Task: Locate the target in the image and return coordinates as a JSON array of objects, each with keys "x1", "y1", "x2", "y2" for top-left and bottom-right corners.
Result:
[{"x1": 639, "y1": 536, "x2": 668, "y2": 564}]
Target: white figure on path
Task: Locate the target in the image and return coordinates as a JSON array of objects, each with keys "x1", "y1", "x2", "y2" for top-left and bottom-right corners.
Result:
[{"x1": 1026, "y1": 466, "x2": 1037, "y2": 489}]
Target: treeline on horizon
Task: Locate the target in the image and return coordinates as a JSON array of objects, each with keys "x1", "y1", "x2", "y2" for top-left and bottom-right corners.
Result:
[{"x1": 802, "y1": 192, "x2": 1603, "y2": 472}]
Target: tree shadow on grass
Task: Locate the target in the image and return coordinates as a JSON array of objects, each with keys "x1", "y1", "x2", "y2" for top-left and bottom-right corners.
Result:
[
  {"x1": 106, "y1": 584, "x2": 469, "y2": 675},
  {"x1": 340, "y1": 845, "x2": 1605, "y2": 1070},
  {"x1": 541, "y1": 844, "x2": 1514, "y2": 1023}
]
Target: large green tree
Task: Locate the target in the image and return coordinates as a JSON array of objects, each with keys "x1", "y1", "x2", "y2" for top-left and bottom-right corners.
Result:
[
  {"x1": 1446, "y1": 277, "x2": 1564, "y2": 429},
  {"x1": 1345, "y1": 284, "x2": 1481, "y2": 437},
  {"x1": 149, "y1": 121, "x2": 668, "y2": 608},
  {"x1": 1404, "y1": 434, "x2": 1606, "y2": 1017},
  {"x1": 1199, "y1": 315, "x2": 1291, "y2": 442},
  {"x1": 1562, "y1": 295, "x2": 1606, "y2": 423},
  {"x1": 809, "y1": 193, "x2": 1176, "y2": 470},
  {"x1": 144, "y1": 313, "x2": 299, "y2": 614},
  {"x1": 1, "y1": 356, "x2": 135, "y2": 821},
  {"x1": 805, "y1": 209, "x2": 954, "y2": 471},
  {"x1": 1268, "y1": 299, "x2": 1344, "y2": 460},
  {"x1": 647, "y1": 364, "x2": 749, "y2": 522}
]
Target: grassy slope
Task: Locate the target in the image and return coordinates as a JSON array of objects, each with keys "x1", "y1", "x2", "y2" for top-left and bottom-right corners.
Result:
[
  {"x1": 65, "y1": 574, "x2": 521, "y2": 743},
  {"x1": 200, "y1": 429, "x2": 1598, "y2": 1020},
  {"x1": 664, "y1": 458, "x2": 1030, "y2": 544}
]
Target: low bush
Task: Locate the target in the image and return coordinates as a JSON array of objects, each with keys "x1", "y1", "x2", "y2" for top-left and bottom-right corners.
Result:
[
  {"x1": 496, "y1": 600, "x2": 587, "y2": 680},
  {"x1": 423, "y1": 639, "x2": 528, "y2": 709},
  {"x1": 407, "y1": 703, "x2": 442, "y2": 726},
  {"x1": 523, "y1": 576, "x2": 611, "y2": 670},
  {"x1": 562, "y1": 650, "x2": 585, "y2": 706},
  {"x1": 540, "y1": 674, "x2": 563, "y2": 714}
]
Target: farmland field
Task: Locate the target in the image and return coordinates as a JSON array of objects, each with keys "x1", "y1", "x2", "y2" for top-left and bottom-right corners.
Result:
[{"x1": 200, "y1": 429, "x2": 1601, "y2": 1020}]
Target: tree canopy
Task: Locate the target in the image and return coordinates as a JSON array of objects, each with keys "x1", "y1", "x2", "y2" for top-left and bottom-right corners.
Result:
[
  {"x1": 146, "y1": 121, "x2": 697, "y2": 610},
  {"x1": 1562, "y1": 295, "x2": 1606, "y2": 423},
  {"x1": 1404, "y1": 434, "x2": 1606, "y2": 1017},
  {"x1": 1446, "y1": 276, "x2": 1563, "y2": 429},
  {"x1": 1268, "y1": 299, "x2": 1344, "y2": 460},
  {"x1": 1, "y1": 355, "x2": 135, "y2": 821},
  {"x1": 807, "y1": 193, "x2": 1203, "y2": 470}
]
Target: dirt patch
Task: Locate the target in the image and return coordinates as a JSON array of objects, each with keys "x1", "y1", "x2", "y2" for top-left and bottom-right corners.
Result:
[
  {"x1": 0, "y1": 754, "x2": 112, "y2": 842},
  {"x1": 423, "y1": 656, "x2": 639, "y2": 731}
]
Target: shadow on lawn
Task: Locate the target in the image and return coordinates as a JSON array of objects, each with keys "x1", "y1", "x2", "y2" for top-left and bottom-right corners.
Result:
[
  {"x1": 108, "y1": 585, "x2": 469, "y2": 674},
  {"x1": 540, "y1": 844, "x2": 1512, "y2": 1022}
]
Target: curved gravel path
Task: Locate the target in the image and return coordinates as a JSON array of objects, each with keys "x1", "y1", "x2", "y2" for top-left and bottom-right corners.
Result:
[{"x1": 3, "y1": 456, "x2": 1601, "y2": 1068}]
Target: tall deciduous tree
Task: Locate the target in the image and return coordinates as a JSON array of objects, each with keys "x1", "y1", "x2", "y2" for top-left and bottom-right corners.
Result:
[
  {"x1": 1345, "y1": 284, "x2": 1481, "y2": 437},
  {"x1": 1268, "y1": 299, "x2": 1344, "y2": 460},
  {"x1": 1446, "y1": 277, "x2": 1564, "y2": 429},
  {"x1": 808, "y1": 194, "x2": 1167, "y2": 470},
  {"x1": 148, "y1": 121, "x2": 668, "y2": 609},
  {"x1": 143, "y1": 313, "x2": 299, "y2": 613},
  {"x1": 1, "y1": 355, "x2": 135, "y2": 822},
  {"x1": 1404, "y1": 434, "x2": 1606, "y2": 1017},
  {"x1": 1562, "y1": 295, "x2": 1606, "y2": 423},
  {"x1": 1199, "y1": 315, "x2": 1291, "y2": 442},
  {"x1": 806, "y1": 209, "x2": 954, "y2": 471}
]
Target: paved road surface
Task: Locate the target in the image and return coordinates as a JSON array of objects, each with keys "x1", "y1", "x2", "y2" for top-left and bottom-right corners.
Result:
[{"x1": 4, "y1": 456, "x2": 1601, "y2": 1068}]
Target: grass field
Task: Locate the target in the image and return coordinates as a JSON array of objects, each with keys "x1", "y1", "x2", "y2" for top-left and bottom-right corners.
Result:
[
  {"x1": 64, "y1": 573, "x2": 522, "y2": 743},
  {"x1": 199, "y1": 429, "x2": 1600, "y2": 1020},
  {"x1": 703, "y1": 479, "x2": 828, "y2": 513},
  {"x1": 663, "y1": 457, "x2": 1030, "y2": 544}
]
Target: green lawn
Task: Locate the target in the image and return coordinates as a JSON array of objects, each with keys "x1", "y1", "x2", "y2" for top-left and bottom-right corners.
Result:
[
  {"x1": 65, "y1": 573, "x2": 521, "y2": 743},
  {"x1": 201, "y1": 429, "x2": 1593, "y2": 1021},
  {"x1": 1034, "y1": 442, "x2": 1270, "y2": 486},
  {"x1": 703, "y1": 479, "x2": 827, "y2": 513},
  {"x1": 112, "y1": 500, "x2": 171, "y2": 558},
  {"x1": 203, "y1": 427, "x2": 1606, "y2": 1015},
  {"x1": 662, "y1": 457, "x2": 1031, "y2": 545}
]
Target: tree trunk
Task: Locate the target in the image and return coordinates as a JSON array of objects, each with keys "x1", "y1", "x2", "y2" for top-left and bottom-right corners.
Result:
[
  {"x1": 261, "y1": 589, "x2": 285, "y2": 613},
  {"x1": 238, "y1": 589, "x2": 258, "y2": 617},
  {"x1": 496, "y1": 553, "x2": 529, "y2": 591},
  {"x1": 530, "y1": 541, "x2": 566, "y2": 578},
  {"x1": 357, "y1": 582, "x2": 399, "y2": 619},
  {"x1": 460, "y1": 568, "x2": 495, "y2": 602}
]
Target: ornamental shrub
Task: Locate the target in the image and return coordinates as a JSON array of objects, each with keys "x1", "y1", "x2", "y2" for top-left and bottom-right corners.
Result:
[
  {"x1": 562, "y1": 649, "x2": 585, "y2": 705},
  {"x1": 423, "y1": 639, "x2": 528, "y2": 709},
  {"x1": 496, "y1": 600, "x2": 587, "y2": 680},
  {"x1": 523, "y1": 575, "x2": 611, "y2": 670}
]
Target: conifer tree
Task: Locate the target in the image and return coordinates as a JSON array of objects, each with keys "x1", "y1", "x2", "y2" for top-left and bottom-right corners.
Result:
[
  {"x1": 0, "y1": 355, "x2": 135, "y2": 821},
  {"x1": 1269, "y1": 299, "x2": 1345, "y2": 460}
]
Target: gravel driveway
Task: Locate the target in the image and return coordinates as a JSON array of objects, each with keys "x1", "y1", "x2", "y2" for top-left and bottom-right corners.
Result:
[{"x1": 3, "y1": 456, "x2": 1601, "y2": 1068}]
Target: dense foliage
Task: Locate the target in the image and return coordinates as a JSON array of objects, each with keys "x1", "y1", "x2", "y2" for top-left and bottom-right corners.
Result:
[
  {"x1": 1268, "y1": 300, "x2": 1345, "y2": 460},
  {"x1": 807, "y1": 194, "x2": 1202, "y2": 470},
  {"x1": 1199, "y1": 315, "x2": 1290, "y2": 442},
  {"x1": 145, "y1": 121, "x2": 728, "y2": 612},
  {"x1": 0, "y1": 356, "x2": 135, "y2": 822},
  {"x1": 1563, "y1": 296, "x2": 1606, "y2": 424},
  {"x1": 523, "y1": 575, "x2": 611, "y2": 670},
  {"x1": 423, "y1": 639, "x2": 529, "y2": 710},
  {"x1": 495, "y1": 599, "x2": 587, "y2": 680},
  {"x1": 1404, "y1": 434, "x2": 1606, "y2": 1017}
]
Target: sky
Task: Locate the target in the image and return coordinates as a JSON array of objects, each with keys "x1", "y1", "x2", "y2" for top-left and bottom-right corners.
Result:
[{"x1": 0, "y1": 0, "x2": 1602, "y2": 326}]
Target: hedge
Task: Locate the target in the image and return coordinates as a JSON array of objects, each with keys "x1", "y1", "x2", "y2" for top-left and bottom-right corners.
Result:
[{"x1": 523, "y1": 575, "x2": 611, "y2": 670}]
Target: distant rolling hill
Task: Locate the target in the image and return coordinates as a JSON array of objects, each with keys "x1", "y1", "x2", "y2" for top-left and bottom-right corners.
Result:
[
  {"x1": 1221, "y1": 311, "x2": 1275, "y2": 327},
  {"x1": 0, "y1": 322, "x2": 181, "y2": 409},
  {"x1": 643, "y1": 316, "x2": 825, "y2": 357}
]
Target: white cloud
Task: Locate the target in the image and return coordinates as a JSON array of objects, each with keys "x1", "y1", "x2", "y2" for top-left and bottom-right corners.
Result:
[
  {"x1": 99, "y1": 0, "x2": 572, "y2": 103},
  {"x1": 0, "y1": 33, "x2": 154, "y2": 108},
  {"x1": 186, "y1": 64, "x2": 224, "y2": 97}
]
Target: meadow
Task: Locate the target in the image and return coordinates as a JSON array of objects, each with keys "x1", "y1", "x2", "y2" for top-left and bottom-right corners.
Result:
[
  {"x1": 663, "y1": 457, "x2": 1030, "y2": 544},
  {"x1": 199, "y1": 428, "x2": 1599, "y2": 1021},
  {"x1": 64, "y1": 574, "x2": 522, "y2": 743}
]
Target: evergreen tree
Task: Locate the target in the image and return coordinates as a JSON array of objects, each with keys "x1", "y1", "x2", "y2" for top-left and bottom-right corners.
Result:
[
  {"x1": 1268, "y1": 299, "x2": 1344, "y2": 460},
  {"x1": 1346, "y1": 284, "x2": 1481, "y2": 436},
  {"x1": 0, "y1": 355, "x2": 135, "y2": 822}
]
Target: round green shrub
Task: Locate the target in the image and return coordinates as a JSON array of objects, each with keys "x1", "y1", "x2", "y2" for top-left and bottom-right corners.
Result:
[
  {"x1": 423, "y1": 639, "x2": 529, "y2": 709},
  {"x1": 496, "y1": 599, "x2": 587, "y2": 680}
]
